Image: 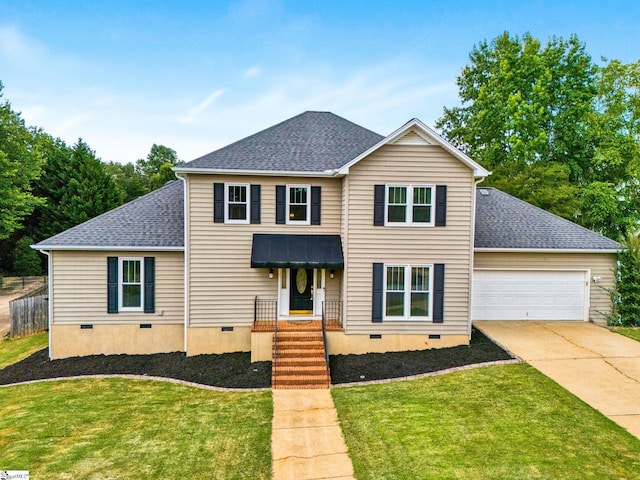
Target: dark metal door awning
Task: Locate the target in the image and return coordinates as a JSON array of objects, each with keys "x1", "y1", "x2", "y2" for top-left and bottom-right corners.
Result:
[{"x1": 250, "y1": 234, "x2": 344, "y2": 269}]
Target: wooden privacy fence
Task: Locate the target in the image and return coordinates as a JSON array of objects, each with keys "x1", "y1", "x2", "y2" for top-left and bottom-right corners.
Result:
[{"x1": 10, "y1": 285, "x2": 48, "y2": 338}]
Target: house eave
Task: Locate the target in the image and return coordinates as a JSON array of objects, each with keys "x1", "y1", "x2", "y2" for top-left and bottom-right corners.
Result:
[
  {"x1": 32, "y1": 245, "x2": 185, "y2": 252},
  {"x1": 474, "y1": 247, "x2": 620, "y2": 254},
  {"x1": 173, "y1": 167, "x2": 342, "y2": 177}
]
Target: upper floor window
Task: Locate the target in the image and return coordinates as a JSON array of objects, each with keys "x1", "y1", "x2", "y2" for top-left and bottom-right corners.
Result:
[
  {"x1": 386, "y1": 185, "x2": 433, "y2": 226},
  {"x1": 119, "y1": 257, "x2": 144, "y2": 312},
  {"x1": 287, "y1": 185, "x2": 310, "y2": 224},
  {"x1": 225, "y1": 183, "x2": 250, "y2": 223}
]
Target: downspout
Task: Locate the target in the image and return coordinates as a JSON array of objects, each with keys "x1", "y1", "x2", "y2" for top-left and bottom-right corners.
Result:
[
  {"x1": 175, "y1": 172, "x2": 189, "y2": 354},
  {"x1": 468, "y1": 176, "x2": 485, "y2": 340},
  {"x1": 34, "y1": 248, "x2": 53, "y2": 359}
]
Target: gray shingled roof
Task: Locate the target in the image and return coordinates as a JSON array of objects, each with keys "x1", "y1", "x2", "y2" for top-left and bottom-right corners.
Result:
[
  {"x1": 33, "y1": 180, "x2": 184, "y2": 249},
  {"x1": 177, "y1": 111, "x2": 384, "y2": 172},
  {"x1": 35, "y1": 182, "x2": 619, "y2": 251},
  {"x1": 475, "y1": 187, "x2": 620, "y2": 250}
]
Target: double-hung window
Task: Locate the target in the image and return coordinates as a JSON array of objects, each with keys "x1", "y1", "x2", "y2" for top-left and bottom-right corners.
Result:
[
  {"x1": 119, "y1": 257, "x2": 144, "y2": 312},
  {"x1": 225, "y1": 184, "x2": 250, "y2": 223},
  {"x1": 384, "y1": 265, "x2": 432, "y2": 320},
  {"x1": 287, "y1": 185, "x2": 310, "y2": 224},
  {"x1": 385, "y1": 185, "x2": 434, "y2": 226}
]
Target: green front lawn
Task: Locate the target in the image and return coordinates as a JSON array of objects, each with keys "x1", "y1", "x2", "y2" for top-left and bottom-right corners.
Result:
[
  {"x1": 611, "y1": 327, "x2": 640, "y2": 343},
  {"x1": 0, "y1": 332, "x2": 48, "y2": 369},
  {"x1": 0, "y1": 379, "x2": 272, "y2": 479},
  {"x1": 333, "y1": 364, "x2": 640, "y2": 479}
]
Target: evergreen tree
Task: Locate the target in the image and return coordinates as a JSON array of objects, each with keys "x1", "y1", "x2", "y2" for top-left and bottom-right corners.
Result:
[
  {"x1": 12, "y1": 236, "x2": 43, "y2": 276},
  {"x1": 34, "y1": 139, "x2": 121, "y2": 239},
  {"x1": 0, "y1": 82, "x2": 45, "y2": 240}
]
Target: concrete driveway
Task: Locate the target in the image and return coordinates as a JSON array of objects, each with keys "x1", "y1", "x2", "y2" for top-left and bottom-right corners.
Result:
[{"x1": 474, "y1": 321, "x2": 640, "y2": 439}]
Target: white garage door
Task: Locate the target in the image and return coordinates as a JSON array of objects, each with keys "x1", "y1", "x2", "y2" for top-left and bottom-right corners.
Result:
[{"x1": 472, "y1": 270, "x2": 588, "y2": 321}]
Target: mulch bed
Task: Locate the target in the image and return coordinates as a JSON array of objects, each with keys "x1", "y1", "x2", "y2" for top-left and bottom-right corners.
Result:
[
  {"x1": 1, "y1": 328, "x2": 513, "y2": 389},
  {"x1": 329, "y1": 328, "x2": 515, "y2": 384}
]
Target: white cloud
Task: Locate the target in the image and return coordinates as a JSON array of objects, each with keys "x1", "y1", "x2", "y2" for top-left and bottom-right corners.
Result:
[
  {"x1": 179, "y1": 89, "x2": 226, "y2": 124},
  {"x1": 0, "y1": 26, "x2": 44, "y2": 63},
  {"x1": 243, "y1": 66, "x2": 261, "y2": 78}
]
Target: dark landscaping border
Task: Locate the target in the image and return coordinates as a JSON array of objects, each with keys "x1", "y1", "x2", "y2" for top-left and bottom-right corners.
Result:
[{"x1": 1, "y1": 328, "x2": 514, "y2": 389}]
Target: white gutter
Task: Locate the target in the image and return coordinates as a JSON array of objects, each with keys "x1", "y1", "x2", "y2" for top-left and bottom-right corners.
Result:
[
  {"x1": 32, "y1": 245, "x2": 184, "y2": 252},
  {"x1": 173, "y1": 167, "x2": 342, "y2": 177},
  {"x1": 474, "y1": 248, "x2": 620, "y2": 254}
]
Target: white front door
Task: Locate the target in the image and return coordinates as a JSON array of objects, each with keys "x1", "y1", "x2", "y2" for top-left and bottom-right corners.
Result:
[{"x1": 278, "y1": 268, "x2": 325, "y2": 318}]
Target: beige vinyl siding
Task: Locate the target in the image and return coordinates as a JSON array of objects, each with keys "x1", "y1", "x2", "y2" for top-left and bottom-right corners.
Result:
[
  {"x1": 344, "y1": 144, "x2": 476, "y2": 335},
  {"x1": 51, "y1": 250, "x2": 184, "y2": 325},
  {"x1": 188, "y1": 174, "x2": 342, "y2": 326},
  {"x1": 473, "y1": 252, "x2": 616, "y2": 324}
]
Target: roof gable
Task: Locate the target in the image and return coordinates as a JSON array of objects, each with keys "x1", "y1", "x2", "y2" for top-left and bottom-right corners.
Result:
[
  {"x1": 175, "y1": 111, "x2": 384, "y2": 174},
  {"x1": 337, "y1": 118, "x2": 490, "y2": 177}
]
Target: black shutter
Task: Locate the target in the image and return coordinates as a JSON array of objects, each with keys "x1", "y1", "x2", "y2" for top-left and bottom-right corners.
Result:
[
  {"x1": 374, "y1": 185, "x2": 385, "y2": 226},
  {"x1": 435, "y1": 185, "x2": 447, "y2": 227},
  {"x1": 311, "y1": 186, "x2": 321, "y2": 225},
  {"x1": 433, "y1": 263, "x2": 445, "y2": 323},
  {"x1": 372, "y1": 262, "x2": 384, "y2": 322},
  {"x1": 107, "y1": 257, "x2": 118, "y2": 314},
  {"x1": 214, "y1": 183, "x2": 224, "y2": 223},
  {"x1": 250, "y1": 184, "x2": 261, "y2": 224},
  {"x1": 144, "y1": 257, "x2": 155, "y2": 314},
  {"x1": 276, "y1": 185, "x2": 286, "y2": 224}
]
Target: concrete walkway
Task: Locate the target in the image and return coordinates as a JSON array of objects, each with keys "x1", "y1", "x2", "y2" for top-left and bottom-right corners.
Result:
[
  {"x1": 475, "y1": 321, "x2": 640, "y2": 439},
  {"x1": 271, "y1": 389, "x2": 355, "y2": 480}
]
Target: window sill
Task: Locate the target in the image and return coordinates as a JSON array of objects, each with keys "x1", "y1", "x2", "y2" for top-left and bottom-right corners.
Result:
[
  {"x1": 383, "y1": 317, "x2": 432, "y2": 321},
  {"x1": 383, "y1": 223, "x2": 435, "y2": 227}
]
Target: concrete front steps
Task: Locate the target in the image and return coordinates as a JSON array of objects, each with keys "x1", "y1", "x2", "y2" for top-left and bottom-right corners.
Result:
[{"x1": 272, "y1": 331, "x2": 330, "y2": 389}]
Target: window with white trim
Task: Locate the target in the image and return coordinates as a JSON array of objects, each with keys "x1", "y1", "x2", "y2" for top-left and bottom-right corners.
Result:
[
  {"x1": 386, "y1": 185, "x2": 434, "y2": 225},
  {"x1": 225, "y1": 183, "x2": 250, "y2": 223},
  {"x1": 384, "y1": 265, "x2": 432, "y2": 320},
  {"x1": 287, "y1": 185, "x2": 310, "y2": 224},
  {"x1": 119, "y1": 257, "x2": 144, "y2": 311}
]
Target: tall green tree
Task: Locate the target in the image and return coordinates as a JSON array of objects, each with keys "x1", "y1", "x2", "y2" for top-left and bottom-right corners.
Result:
[
  {"x1": 586, "y1": 59, "x2": 640, "y2": 238},
  {"x1": 435, "y1": 33, "x2": 601, "y2": 221},
  {"x1": 104, "y1": 161, "x2": 146, "y2": 203},
  {"x1": 0, "y1": 82, "x2": 45, "y2": 240},
  {"x1": 33, "y1": 138, "x2": 121, "y2": 239},
  {"x1": 136, "y1": 144, "x2": 182, "y2": 191},
  {"x1": 12, "y1": 236, "x2": 43, "y2": 276}
]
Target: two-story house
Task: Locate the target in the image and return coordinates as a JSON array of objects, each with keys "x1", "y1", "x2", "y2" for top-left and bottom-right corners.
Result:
[{"x1": 34, "y1": 111, "x2": 619, "y2": 386}]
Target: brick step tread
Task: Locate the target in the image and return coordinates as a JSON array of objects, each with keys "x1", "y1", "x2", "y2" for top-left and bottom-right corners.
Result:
[
  {"x1": 272, "y1": 384, "x2": 330, "y2": 390},
  {"x1": 276, "y1": 358, "x2": 326, "y2": 366},
  {"x1": 275, "y1": 342, "x2": 324, "y2": 350},
  {"x1": 276, "y1": 333, "x2": 323, "y2": 339},
  {"x1": 272, "y1": 376, "x2": 330, "y2": 386},
  {"x1": 275, "y1": 339, "x2": 323, "y2": 345},
  {"x1": 276, "y1": 349, "x2": 325, "y2": 357},
  {"x1": 274, "y1": 366, "x2": 328, "y2": 374}
]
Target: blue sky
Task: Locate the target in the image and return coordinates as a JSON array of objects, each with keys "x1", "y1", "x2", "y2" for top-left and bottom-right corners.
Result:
[{"x1": 1, "y1": 0, "x2": 639, "y2": 164}]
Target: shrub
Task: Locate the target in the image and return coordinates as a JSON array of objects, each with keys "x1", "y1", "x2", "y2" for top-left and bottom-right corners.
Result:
[{"x1": 609, "y1": 233, "x2": 640, "y2": 326}]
